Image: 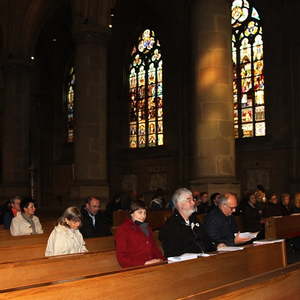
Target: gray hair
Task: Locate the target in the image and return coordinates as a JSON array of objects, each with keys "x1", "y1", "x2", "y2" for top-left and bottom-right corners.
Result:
[
  {"x1": 172, "y1": 188, "x2": 192, "y2": 207},
  {"x1": 217, "y1": 193, "x2": 237, "y2": 206}
]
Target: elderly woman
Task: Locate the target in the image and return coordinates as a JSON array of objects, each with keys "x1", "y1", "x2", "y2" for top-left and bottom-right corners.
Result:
[
  {"x1": 115, "y1": 200, "x2": 164, "y2": 268},
  {"x1": 10, "y1": 198, "x2": 43, "y2": 236},
  {"x1": 45, "y1": 206, "x2": 87, "y2": 257}
]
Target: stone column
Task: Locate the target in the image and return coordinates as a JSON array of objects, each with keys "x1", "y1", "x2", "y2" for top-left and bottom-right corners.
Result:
[
  {"x1": 0, "y1": 59, "x2": 32, "y2": 198},
  {"x1": 190, "y1": 0, "x2": 240, "y2": 195},
  {"x1": 70, "y1": 28, "x2": 109, "y2": 204}
]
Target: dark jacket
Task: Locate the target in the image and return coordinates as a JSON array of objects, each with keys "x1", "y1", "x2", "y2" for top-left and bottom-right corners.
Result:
[
  {"x1": 280, "y1": 204, "x2": 292, "y2": 216},
  {"x1": 115, "y1": 218, "x2": 163, "y2": 268},
  {"x1": 3, "y1": 210, "x2": 14, "y2": 229},
  {"x1": 159, "y1": 210, "x2": 216, "y2": 257},
  {"x1": 242, "y1": 202, "x2": 263, "y2": 232},
  {"x1": 292, "y1": 207, "x2": 300, "y2": 214},
  {"x1": 263, "y1": 203, "x2": 283, "y2": 218},
  {"x1": 79, "y1": 209, "x2": 111, "y2": 238},
  {"x1": 196, "y1": 202, "x2": 211, "y2": 214},
  {"x1": 204, "y1": 207, "x2": 238, "y2": 246}
]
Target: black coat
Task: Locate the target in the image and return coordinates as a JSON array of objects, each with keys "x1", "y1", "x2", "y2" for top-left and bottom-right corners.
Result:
[
  {"x1": 204, "y1": 207, "x2": 238, "y2": 246},
  {"x1": 159, "y1": 210, "x2": 216, "y2": 257},
  {"x1": 80, "y1": 209, "x2": 111, "y2": 238},
  {"x1": 242, "y1": 202, "x2": 263, "y2": 232},
  {"x1": 3, "y1": 210, "x2": 14, "y2": 229},
  {"x1": 280, "y1": 204, "x2": 292, "y2": 216},
  {"x1": 263, "y1": 203, "x2": 282, "y2": 218},
  {"x1": 196, "y1": 202, "x2": 211, "y2": 214}
]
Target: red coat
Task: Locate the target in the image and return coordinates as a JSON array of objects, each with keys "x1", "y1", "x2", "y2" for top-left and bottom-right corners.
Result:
[{"x1": 115, "y1": 218, "x2": 164, "y2": 268}]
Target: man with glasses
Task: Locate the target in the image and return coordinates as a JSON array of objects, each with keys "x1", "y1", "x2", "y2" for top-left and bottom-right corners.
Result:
[
  {"x1": 80, "y1": 196, "x2": 111, "y2": 238},
  {"x1": 204, "y1": 193, "x2": 251, "y2": 248}
]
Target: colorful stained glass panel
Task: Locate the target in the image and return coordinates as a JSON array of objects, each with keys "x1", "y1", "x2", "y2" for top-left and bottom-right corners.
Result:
[
  {"x1": 232, "y1": 1, "x2": 265, "y2": 138},
  {"x1": 255, "y1": 90, "x2": 264, "y2": 105},
  {"x1": 255, "y1": 122, "x2": 265, "y2": 136},
  {"x1": 242, "y1": 123, "x2": 253, "y2": 137},
  {"x1": 242, "y1": 108, "x2": 253, "y2": 123},
  {"x1": 255, "y1": 106, "x2": 265, "y2": 121},
  {"x1": 129, "y1": 29, "x2": 164, "y2": 148}
]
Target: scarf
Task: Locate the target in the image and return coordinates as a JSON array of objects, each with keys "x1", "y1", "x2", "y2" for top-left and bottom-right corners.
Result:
[
  {"x1": 21, "y1": 213, "x2": 36, "y2": 234},
  {"x1": 134, "y1": 220, "x2": 149, "y2": 236}
]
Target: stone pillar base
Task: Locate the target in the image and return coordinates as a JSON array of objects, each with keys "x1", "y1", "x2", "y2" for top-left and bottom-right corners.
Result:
[
  {"x1": 190, "y1": 177, "x2": 241, "y2": 197},
  {"x1": 70, "y1": 182, "x2": 109, "y2": 208}
]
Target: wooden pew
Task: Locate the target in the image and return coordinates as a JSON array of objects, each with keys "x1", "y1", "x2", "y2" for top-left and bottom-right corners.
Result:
[
  {"x1": 0, "y1": 241, "x2": 286, "y2": 299},
  {"x1": 265, "y1": 214, "x2": 300, "y2": 239},
  {"x1": 183, "y1": 262, "x2": 300, "y2": 299},
  {"x1": 0, "y1": 250, "x2": 123, "y2": 291},
  {"x1": 0, "y1": 236, "x2": 115, "y2": 263}
]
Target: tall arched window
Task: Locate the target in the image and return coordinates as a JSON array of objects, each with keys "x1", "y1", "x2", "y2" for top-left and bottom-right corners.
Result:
[
  {"x1": 65, "y1": 66, "x2": 75, "y2": 143},
  {"x1": 129, "y1": 29, "x2": 164, "y2": 148},
  {"x1": 232, "y1": 0, "x2": 265, "y2": 138}
]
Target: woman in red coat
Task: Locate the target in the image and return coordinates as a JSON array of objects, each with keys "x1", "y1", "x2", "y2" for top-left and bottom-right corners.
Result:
[{"x1": 115, "y1": 200, "x2": 164, "y2": 268}]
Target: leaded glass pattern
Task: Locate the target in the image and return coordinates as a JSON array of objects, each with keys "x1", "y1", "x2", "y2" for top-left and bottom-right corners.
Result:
[
  {"x1": 66, "y1": 67, "x2": 75, "y2": 143},
  {"x1": 232, "y1": 0, "x2": 265, "y2": 138},
  {"x1": 129, "y1": 29, "x2": 164, "y2": 148}
]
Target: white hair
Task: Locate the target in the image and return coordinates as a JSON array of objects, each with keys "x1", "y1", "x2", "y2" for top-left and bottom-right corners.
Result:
[{"x1": 172, "y1": 188, "x2": 192, "y2": 208}]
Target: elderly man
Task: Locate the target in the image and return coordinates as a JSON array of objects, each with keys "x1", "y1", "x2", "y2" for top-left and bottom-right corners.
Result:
[
  {"x1": 80, "y1": 197, "x2": 111, "y2": 238},
  {"x1": 159, "y1": 188, "x2": 216, "y2": 257},
  {"x1": 204, "y1": 193, "x2": 252, "y2": 248}
]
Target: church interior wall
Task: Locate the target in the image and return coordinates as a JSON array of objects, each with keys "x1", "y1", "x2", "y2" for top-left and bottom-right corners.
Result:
[{"x1": 1, "y1": 0, "x2": 300, "y2": 206}]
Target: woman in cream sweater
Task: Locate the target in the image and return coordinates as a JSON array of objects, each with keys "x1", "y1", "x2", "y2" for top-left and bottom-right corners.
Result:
[
  {"x1": 45, "y1": 206, "x2": 88, "y2": 257},
  {"x1": 10, "y1": 198, "x2": 43, "y2": 236}
]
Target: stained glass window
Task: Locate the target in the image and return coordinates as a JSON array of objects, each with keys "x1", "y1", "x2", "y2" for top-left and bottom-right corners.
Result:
[
  {"x1": 65, "y1": 66, "x2": 75, "y2": 143},
  {"x1": 129, "y1": 29, "x2": 164, "y2": 148},
  {"x1": 232, "y1": 0, "x2": 265, "y2": 138}
]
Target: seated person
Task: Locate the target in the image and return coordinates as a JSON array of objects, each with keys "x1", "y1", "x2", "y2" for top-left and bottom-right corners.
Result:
[
  {"x1": 208, "y1": 192, "x2": 221, "y2": 212},
  {"x1": 292, "y1": 193, "x2": 300, "y2": 213},
  {"x1": 242, "y1": 193, "x2": 265, "y2": 238},
  {"x1": 115, "y1": 200, "x2": 163, "y2": 268},
  {"x1": 204, "y1": 193, "x2": 252, "y2": 248},
  {"x1": 159, "y1": 188, "x2": 215, "y2": 257},
  {"x1": 263, "y1": 193, "x2": 282, "y2": 217},
  {"x1": 45, "y1": 206, "x2": 88, "y2": 257},
  {"x1": 3, "y1": 196, "x2": 22, "y2": 229},
  {"x1": 280, "y1": 193, "x2": 292, "y2": 216},
  {"x1": 196, "y1": 192, "x2": 210, "y2": 214},
  {"x1": 149, "y1": 189, "x2": 165, "y2": 210},
  {"x1": 80, "y1": 196, "x2": 111, "y2": 238},
  {"x1": 10, "y1": 198, "x2": 43, "y2": 236}
]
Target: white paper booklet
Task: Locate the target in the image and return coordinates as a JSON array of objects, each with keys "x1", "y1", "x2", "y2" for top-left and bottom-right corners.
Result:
[
  {"x1": 236, "y1": 232, "x2": 259, "y2": 239},
  {"x1": 217, "y1": 246, "x2": 244, "y2": 252},
  {"x1": 167, "y1": 253, "x2": 211, "y2": 263},
  {"x1": 253, "y1": 239, "x2": 284, "y2": 245}
]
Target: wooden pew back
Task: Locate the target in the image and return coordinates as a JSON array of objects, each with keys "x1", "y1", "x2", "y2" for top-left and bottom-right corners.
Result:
[
  {"x1": 265, "y1": 214, "x2": 300, "y2": 239},
  {"x1": 0, "y1": 236, "x2": 115, "y2": 263},
  {"x1": 0, "y1": 242, "x2": 286, "y2": 299},
  {"x1": 0, "y1": 250, "x2": 121, "y2": 291}
]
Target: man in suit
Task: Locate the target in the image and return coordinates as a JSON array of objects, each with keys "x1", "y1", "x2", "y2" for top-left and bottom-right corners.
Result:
[{"x1": 80, "y1": 197, "x2": 111, "y2": 238}]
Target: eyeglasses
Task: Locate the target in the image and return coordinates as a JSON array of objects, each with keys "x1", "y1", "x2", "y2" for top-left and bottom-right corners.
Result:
[{"x1": 224, "y1": 203, "x2": 236, "y2": 211}]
